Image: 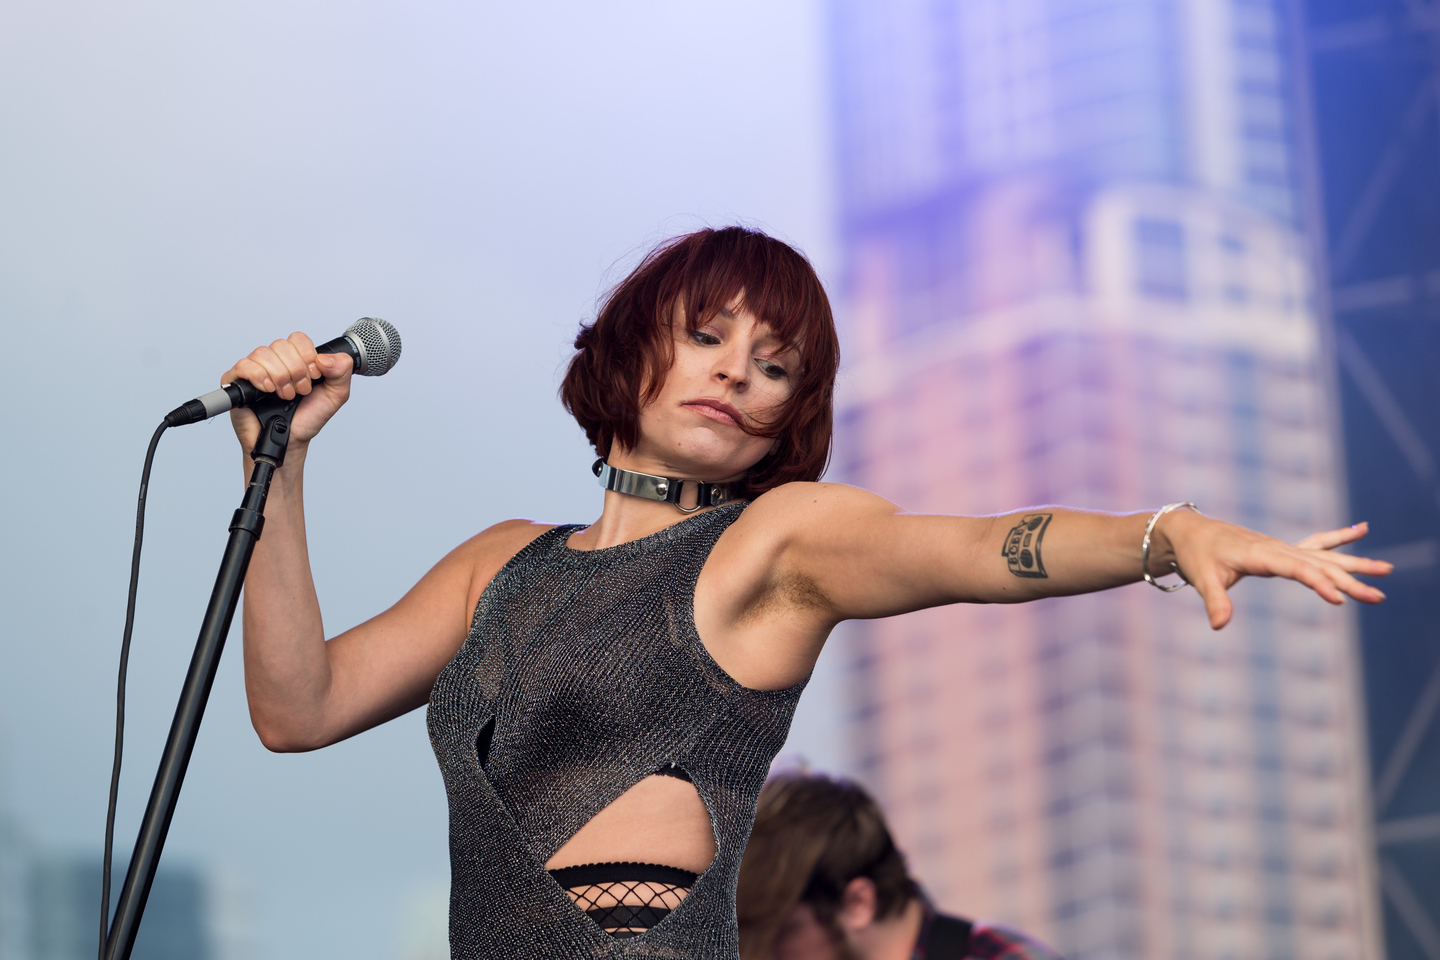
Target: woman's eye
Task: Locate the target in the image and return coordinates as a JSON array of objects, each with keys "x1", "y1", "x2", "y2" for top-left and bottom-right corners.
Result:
[
  {"x1": 691, "y1": 331, "x2": 721, "y2": 346},
  {"x1": 757, "y1": 359, "x2": 788, "y2": 380}
]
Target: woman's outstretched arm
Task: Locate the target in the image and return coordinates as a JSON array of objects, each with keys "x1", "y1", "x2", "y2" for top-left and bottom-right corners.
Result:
[{"x1": 740, "y1": 482, "x2": 1390, "y2": 632}]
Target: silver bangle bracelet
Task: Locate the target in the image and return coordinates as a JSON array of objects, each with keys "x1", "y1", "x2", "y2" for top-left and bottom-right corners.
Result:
[{"x1": 1142, "y1": 502, "x2": 1201, "y2": 592}]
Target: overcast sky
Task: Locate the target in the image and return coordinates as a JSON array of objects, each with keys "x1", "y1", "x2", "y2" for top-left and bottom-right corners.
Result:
[{"x1": 0, "y1": 2, "x2": 845, "y2": 956}]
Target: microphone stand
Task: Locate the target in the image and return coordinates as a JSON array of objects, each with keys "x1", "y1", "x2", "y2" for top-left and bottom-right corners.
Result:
[{"x1": 105, "y1": 390, "x2": 301, "y2": 960}]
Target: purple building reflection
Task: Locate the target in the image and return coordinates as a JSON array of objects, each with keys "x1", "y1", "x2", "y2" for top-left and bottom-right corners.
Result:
[{"x1": 828, "y1": 3, "x2": 1381, "y2": 959}]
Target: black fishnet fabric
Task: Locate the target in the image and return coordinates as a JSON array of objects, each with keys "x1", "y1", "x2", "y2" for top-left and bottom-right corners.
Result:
[
  {"x1": 573, "y1": 892, "x2": 682, "y2": 939},
  {"x1": 428, "y1": 504, "x2": 806, "y2": 958},
  {"x1": 551, "y1": 861, "x2": 698, "y2": 938}
]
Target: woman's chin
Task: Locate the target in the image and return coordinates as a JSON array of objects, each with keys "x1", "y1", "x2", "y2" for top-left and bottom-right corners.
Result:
[
  {"x1": 633, "y1": 437, "x2": 768, "y2": 481},
  {"x1": 692, "y1": 447, "x2": 773, "y2": 481}
]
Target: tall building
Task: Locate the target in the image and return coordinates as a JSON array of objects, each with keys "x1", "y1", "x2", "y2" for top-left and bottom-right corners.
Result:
[
  {"x1": 1294, "y1": 3, "x2": 1440, "y2": 959},
  {"x1": 0, "y1": 822, "x2": 26, "y2": 960},
  {"x1": 30, "y1": 856, "x2": 210, "y2": 960},
  {"x1": 0, "y1": 743, "x2": 29, "y2": 960},
  {"x1": 829, "y1": 3, "x2": 1383, "y2": 959},
  {"x1": 0, "y1": 735, "x2": 236, "y2": 960}
]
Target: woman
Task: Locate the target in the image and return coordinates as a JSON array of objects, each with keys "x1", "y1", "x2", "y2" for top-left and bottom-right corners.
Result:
[{"x1": 225, "y1": 227, "x2": 1387, "y2": 959}]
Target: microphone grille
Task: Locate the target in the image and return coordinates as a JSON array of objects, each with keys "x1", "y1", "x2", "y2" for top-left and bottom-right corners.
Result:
[{"x1": 345, "y1": 318, "x2": 402, "y2": 376}]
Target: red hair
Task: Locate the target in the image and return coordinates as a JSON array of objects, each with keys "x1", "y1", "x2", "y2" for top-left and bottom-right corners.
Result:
[{"x1": 561, "y1": 227, "x2": 840, "y2": 496}]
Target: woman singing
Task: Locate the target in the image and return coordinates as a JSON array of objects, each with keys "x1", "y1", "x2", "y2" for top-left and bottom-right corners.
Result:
[{"x1": 224, "y1": 227, "x2": 1388, "y2": 959}]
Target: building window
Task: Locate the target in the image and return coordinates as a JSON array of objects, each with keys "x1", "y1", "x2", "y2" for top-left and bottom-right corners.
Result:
[{"x1": 1134, "y1": 218, "x2": 1188, "y2": 299}]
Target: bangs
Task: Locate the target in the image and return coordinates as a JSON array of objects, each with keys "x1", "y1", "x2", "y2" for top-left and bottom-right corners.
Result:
[
  {"x1": 561, "y1": 226, "x2": 840, "y2": 495},
  {"x1": 671, "y1": 245, "x2": 825, "y2": 368}
]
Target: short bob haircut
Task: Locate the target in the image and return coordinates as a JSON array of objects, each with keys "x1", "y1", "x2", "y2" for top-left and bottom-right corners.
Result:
[{"x1": 561, "y1": 226, "x2": 840, "y2": 497}]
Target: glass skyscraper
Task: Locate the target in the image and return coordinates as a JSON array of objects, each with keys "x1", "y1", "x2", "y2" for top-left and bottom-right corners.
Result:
[{"x1": 829, "y1": 3, "x2": 1382, "y2": 959}]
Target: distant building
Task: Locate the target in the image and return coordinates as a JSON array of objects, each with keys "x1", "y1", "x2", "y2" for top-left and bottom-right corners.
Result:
[
  {"x1": 0, "y1": 736, "x2": 29, "y2": 960},
  {"x1": 829, "y1": 2, "x2": 1382, "y2": 959},
  {"x1": 0, "y1": 814, "x2": 28, "y2": 960},
  {"x1": 30, "y1": 856, "x2": 209, "y2": 960}
]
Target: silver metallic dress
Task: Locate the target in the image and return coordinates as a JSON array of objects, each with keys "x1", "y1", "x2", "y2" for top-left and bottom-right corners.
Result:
[{"x1": 427, "y1": 503, "x2": 806, "y2": 958}]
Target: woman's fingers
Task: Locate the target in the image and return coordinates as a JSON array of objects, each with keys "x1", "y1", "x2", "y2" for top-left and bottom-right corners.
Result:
[
  {"x1": 1193, "y1": 569, "x2": 1234, "y2": 630},
  {"x1": 315, "y1": 350, "x2": 352, "y2": 379},
  {"x1": 1315, "y1": 550, "x2": 1394, "y2": 577},
  {"x1": 1170, "y1": 515, "x2": 1391, "y2": 630},
  {"x1": 1286, "y1": 556, "x2": 1348, "y2": 604},
  {"x1": 219, "y1": 334, "x2": 327, "y2": 401},
  {"x1": 1242, "y1": 542, "x2": 1386, "y2": 605},
  {"x1": 1292, "y1": 524, "x2": 1393, "y2": 578},
  {"x1": 286, "y1": 331, "x2": 321, "y2": 380},
  {"x1": 1316, "y1": 556, "x2": 1387, "y2": 603},
  {"x1": 1295, "y1": 522, "x2": 1367, "y2": 551},
  {"x1": 223, "y1": 355, "x2": 276, "y2": 392},
  {"x1": 222, "y1": 343, "x2": 299, "y2": 397},
  {"x1": 266, "y1": 337, "x2": 315, "y2": 400}
]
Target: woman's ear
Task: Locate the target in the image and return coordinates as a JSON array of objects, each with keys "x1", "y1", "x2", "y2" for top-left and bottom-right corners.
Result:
[{"x1": 836, "y1": 877, "x2": 879, "y2": 934}]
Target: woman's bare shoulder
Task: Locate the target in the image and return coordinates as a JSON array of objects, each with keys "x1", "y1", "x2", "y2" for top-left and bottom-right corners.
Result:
[
  {"x1": 738, "y1": 481, "x2": 897, "y2": 534},
  {"x1": 461, "y1": 518, "x2": 562, "y2": 571},
  {"x1": 466, "y1": 517, "x2": 563, "y2": 546},
  {"x1": 711, "y1": 482, "x2": 896, "y2": 571},
  {"x1": 395, "y1": 518, "x2": 563, "y2": 597}
]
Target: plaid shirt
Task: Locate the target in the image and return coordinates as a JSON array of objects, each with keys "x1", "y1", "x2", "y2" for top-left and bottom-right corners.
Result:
[{"x1": 912, "y1": 902, "x2": 1065, "y2": 960}]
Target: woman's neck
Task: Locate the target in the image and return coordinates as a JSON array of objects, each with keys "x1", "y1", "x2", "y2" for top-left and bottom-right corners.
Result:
[
  {"x1": 567, "y1": 487, "x2": 726, "y2": 550},
  {"x1": 568, "y1": 448, "x2": 742, "y2": 550}
]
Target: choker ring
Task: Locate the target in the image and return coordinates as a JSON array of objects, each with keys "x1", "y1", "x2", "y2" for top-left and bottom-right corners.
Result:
[{"x1": 593, "y1": 459, "x2": 739, "y2": 513}]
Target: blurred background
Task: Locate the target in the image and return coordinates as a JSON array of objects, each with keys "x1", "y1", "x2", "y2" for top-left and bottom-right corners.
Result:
[{"x1": 0, "y1": 1, "x2": 1434, "y2": 959}]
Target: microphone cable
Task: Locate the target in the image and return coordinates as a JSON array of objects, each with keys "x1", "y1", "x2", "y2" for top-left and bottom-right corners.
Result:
[
  {"x1": 93, "y1": 319, "x2": 397, "y2": 958},
  {"x1": 100, "y1": 421, "x2": 167, "y2": 960}
]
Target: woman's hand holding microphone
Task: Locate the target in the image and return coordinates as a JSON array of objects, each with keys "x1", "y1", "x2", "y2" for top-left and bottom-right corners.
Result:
[{"x1": 221, "y1": 332, "x2": 353, "y2": 457}]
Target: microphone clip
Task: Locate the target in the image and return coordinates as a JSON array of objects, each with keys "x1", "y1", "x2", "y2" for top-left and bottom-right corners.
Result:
[{"x1": 248, "y1": 390, "x2": 303, "y2": 468}]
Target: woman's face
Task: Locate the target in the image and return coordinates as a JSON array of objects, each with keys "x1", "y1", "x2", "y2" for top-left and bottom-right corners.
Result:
[{"x1": 623, "y1": 300, "x2": 799, "y2": 482}]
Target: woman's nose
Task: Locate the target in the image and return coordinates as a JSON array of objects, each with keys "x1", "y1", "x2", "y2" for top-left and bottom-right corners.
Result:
[{"x1": 713, "y1": 345, "x2": 749, "y2": 386}]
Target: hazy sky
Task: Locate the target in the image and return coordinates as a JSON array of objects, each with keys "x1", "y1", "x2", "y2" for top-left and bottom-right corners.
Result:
[{"x1": 0, "y1": 2, "x2": 845, "y2": 956}]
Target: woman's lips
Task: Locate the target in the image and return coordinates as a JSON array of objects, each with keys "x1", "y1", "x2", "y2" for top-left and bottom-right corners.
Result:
[{"x1": 683, "y1": 399, "x2": 741, "y2": 427}]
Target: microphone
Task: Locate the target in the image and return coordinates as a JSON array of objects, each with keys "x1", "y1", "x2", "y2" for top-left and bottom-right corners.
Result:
[{"x1": 163, "y1": 318, "x2": 401, "y2": 427}]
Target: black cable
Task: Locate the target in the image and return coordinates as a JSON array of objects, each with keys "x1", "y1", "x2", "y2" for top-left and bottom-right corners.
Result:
[{"x1": 100, "y1": 421, "x2": 167, "y2": 960}]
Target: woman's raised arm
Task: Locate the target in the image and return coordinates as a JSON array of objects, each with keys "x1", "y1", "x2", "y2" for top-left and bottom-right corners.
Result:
[{"x1": 223, "y1": 332, "x2": 545, "y2": 751}]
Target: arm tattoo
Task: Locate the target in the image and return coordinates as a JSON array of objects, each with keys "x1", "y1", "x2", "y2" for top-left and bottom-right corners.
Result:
[{"x1": 1002, "y1": 513, "x2": 1053, "y2": 578}]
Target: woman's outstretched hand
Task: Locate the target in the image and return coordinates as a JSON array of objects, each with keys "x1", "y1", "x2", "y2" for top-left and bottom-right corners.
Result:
[
  {"x1": 221, "y1": 332, "x2": 353, "y2": 456},
  {"x1": 1155, "y1": 511, "x2": 1392, "y2": 629}
]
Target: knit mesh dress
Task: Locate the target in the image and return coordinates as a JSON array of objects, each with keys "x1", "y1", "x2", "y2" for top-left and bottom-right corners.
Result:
[{"x1": 427, "y1": 503, "x2": 806, "y2": 959}]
